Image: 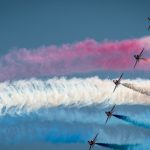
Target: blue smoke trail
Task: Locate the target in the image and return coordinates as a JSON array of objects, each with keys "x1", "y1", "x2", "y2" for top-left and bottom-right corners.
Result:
[
  {"x1": 1, "y1": 105, "x2": 150, "y2": 145},
  {"x1": 0, "y1": 119, "x2": 91, "y2": 144},
  {"x1": 96, "y1": 143, "x2": 140, "y2": 150},
  {"x1": 113, "y1": 114, "x2": 150, "y2": 129},
  {"x1": 0, "y1": 112, "x2": 100, "y2": 144}
]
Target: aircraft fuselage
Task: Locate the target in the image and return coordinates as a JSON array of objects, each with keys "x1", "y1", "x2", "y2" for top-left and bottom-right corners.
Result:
[
  {"x1": 88, "y1": 140, "x2": 95, "y2": 146},
  {"x1": 105, "y1": 111, "x2": 112, "y2": 117},
  {"x1": 134, "y1": 55, "x2": 140, "y2": 60},
  {"x1": 113, "y1": 80, "x2": 119, "y2": 85}
]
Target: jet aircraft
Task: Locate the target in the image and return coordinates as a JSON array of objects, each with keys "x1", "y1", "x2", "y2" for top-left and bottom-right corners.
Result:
[
  {"x1": 88, "y1": 133, "x2": 99, "y2": 150},
  {"x1": 133, "y1": 48, "x2": 145, "y2": 68},
  {"x1": 105, "y1": 105, "x2": 116, "y2": 125},
  {"x1": 113, "y1": 73, "x2": 123, "y2": 93}
]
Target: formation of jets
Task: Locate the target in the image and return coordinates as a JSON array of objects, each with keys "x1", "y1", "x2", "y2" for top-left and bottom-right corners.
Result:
[
  {"x1": 112, "y1": 48, "x2": 146, "y2": 94},
  {"x1": 87, "y1": 46, "x2": 147, "y2": 148},
  {"x1": 88, "y1": 104, "x2": 117, "y2": 150},
  {"x1": 87, "y1": 48, "x2": 146, "y2": 149},
  {"x1": 87, "y1": 17, "x2": 149, "y2": 150}
]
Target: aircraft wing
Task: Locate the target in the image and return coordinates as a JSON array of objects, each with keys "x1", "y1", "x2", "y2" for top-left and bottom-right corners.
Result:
[
  {"x1": 89, "y1": 145, "x2": 92, "y2": 150},
  {"x1": 93, "y1": 133, "x2": 99, "y2": 142},
  {"x1": 105, "y1": 116, "x2": 110, "y2": 125},
  {"x1": 118, "y1": 73, "x2": 123, "y2": 82},
  {"x1": 139, "y1": 48, "x2": 144, "y2": 57},
  {"x1": 133, "y1": 59, "x2": 138, "y2": 68},
  {"x1": 113, "y1": 84, "x2": 118, "y2": 93},
  {"x1": 111, "y1": 104, "x2": 116, "y2": 112}
]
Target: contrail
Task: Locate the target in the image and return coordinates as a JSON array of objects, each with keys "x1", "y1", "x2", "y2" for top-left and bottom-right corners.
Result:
[
  {"x1": 96, "y1": 143, "x2": 140, "y2": 150},
  {"x1": 113, "y1": 114, "x2": 150, "y2": 129},
  {"x1": 122, "y1": 82, "x2": 150, "y2": 97},
  {"x1": 0, "y1": 77, "x2": 150, "y2": 115}
]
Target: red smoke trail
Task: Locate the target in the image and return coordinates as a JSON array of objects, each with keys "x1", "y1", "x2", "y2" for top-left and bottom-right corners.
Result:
[
  {"x1": 0, "y1": 36, "x2": 150, "y2": 81},
  {"x1": 142, "y1": 58, "x2": 150, "y2": 62}
]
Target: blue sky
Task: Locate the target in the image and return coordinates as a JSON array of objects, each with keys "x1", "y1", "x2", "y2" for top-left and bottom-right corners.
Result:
[{"x1": 0, "y1": 0, "x2": 149, "y2": 53}]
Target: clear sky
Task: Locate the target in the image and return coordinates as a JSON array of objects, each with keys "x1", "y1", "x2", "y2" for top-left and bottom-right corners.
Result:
[
  {"x1": 0, "y1": 0, "x2": 149, "y2": 53},
  {"x1": 0, "y1": 1, "x2": 150, "y2": 150}
]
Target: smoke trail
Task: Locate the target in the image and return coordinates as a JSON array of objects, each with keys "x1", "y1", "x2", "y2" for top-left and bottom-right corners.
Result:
[
  {"x1": 0, "y1": 114, "x2": 149, "y2": 144},
  {"x1": 142, "y1": 58, "x2": 150, "y2": 63},
  {"x1": 1, "y1": 105, "x2": 150, "y2": 145},
  {"x1": 122, "y1": 82, "x2": 150, "y2": 97},
  {"x1": 0, "y1": 77, "x2": 150, "y2": 115},
  {"x1": 0, "y1": 106, "x2": 104, "y2": 125},
  {"x1": 96, "y1": 143, "x2": 140, "y2": 150},
  {"x1": 0, "y1": 120, "x2": 94, "y2": 144},
  {"x1": 0, "y1": 36, "x2": 150, "y2": 81},
  {"x1": 113, "y1": 114, "x2": 150, "y2": 129}
]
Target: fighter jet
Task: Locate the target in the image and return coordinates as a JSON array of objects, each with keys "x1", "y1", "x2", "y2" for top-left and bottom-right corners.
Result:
[
  {"x1": 133, "y1": 48, "x2": 145, "y2": 68},
  {"x1": 113, "y1": 73, "x2": 123, "y2": 93},
  {"x1": 88, "y1": 133, "x2": 99, "y2": 150},
  {"x1": 105, "y1": 105, "x2": 116, "y2": 125}
]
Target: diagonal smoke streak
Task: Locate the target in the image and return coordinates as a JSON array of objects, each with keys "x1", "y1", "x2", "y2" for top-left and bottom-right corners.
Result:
[
  {"x1": 113, "y1": 114, "x2": 150, "y2": 129},
  {"x1": 122, "y1": 83, "x2": 150, "y2": 97}
]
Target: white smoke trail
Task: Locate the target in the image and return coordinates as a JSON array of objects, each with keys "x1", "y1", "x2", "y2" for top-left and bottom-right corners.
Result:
[
  {"x1": 0, "y1": 77, "x2": 149, "y2": 115},
  {"x1": 122, "y1": 82, "x2": 150, "y2": 97}
]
